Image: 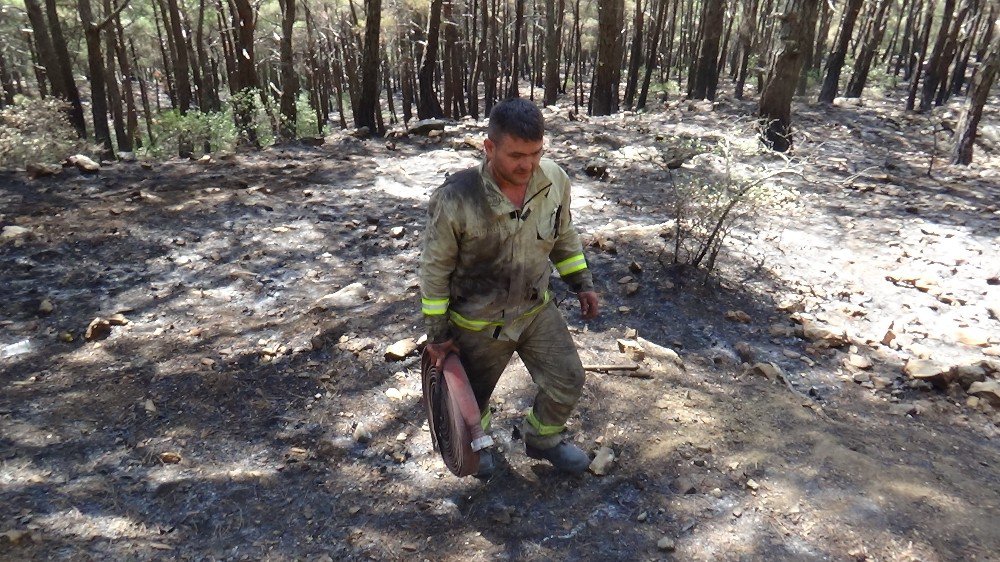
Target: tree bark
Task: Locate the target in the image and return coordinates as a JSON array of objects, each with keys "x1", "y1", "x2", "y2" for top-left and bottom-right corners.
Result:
[
  {"x1": 637, "y1": 0, "x2": 670, "y2": 109},
  {"x1": 952, "y1": 20, "x2": 997, "y2": 164},
  {"x1": 932, "y1": 0, "x2": 974, "y2": 105},
  {"x1": 231, "y1": 0, "x2": 260, "y2": 147},
  {"x1": 543, "y1": 0, "x2": 565, "y2": 105},
  {"x1": 277, "y1": 0, "x2": 298, "y2": 140},
  {"x1": 591, "y1": 0, "x2": 625, "y2": 115},
  {"x1": 506, "y1": 0, "x2": 525, "y2": 98},
  {"x1": 905, "y1": 0, "x2": 935, "y2": 109},
  {"x1": 77, "y1": 0, "x2": 114, "y2": 157},
  {"x1": 691, "y1": 0, "x2": 726, "y2": 99},
  {"x1": 417, "y1": 0, "x2": 445, "y2": 118},
  {"x1": 0, "y1": 49, "x2": 15, "y2": 106},
  {"x1": 23, "y1": 0, "x2": 62, "y2": 97},
  {"x1": 45, "y1": 0, "x2": 86, "y2": 136},
  {"x1": 919, "y1": 0, "x2": 957, "y2": 110},
  {"x1": 817, "y1": 0, "x2": 865, "y2": 102},
  {"x1": 355, "y1": 0, "x2": 382, "y2": 133},
  {"x1": 844, "y1": 0, "x2": 892, "y2": 97},
  {"x1": 759, "y1": 0, "x2": 820, "y2": 151},
  {"x1": 623, "y1": 0, "x2": 645, "y2": 108},
  {"x1": 102, "y1": 0, "x2": 128, "y2": 152}
]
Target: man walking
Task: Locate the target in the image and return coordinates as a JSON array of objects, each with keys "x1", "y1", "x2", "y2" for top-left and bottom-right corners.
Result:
[{"x1": 419, "y1": 98, "x2": 599, "y2": 478}]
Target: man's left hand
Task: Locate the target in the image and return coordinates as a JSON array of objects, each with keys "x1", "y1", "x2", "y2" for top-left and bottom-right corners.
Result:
[{"x1": 578, "y1": 291, "x2": 599, "y2": 320}]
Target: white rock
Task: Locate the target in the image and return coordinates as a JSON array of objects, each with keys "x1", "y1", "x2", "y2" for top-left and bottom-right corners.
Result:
[
  {"x1": 968, "y1": 381, "x2": 1000, "y2": 406},
  {"x1": 588, "y1": 446, "x2": 616, "y2": 476},
  {"x1": 385, "y1": 388, "x2": 403, "y2": 400},
  {"x1": 636, "y1": 337, "x2": 683, "y2": 366},
  {"x1": 1, "y1": 226, "x2": 30, "y2": 240},
  {"x1": 385, "y1": 338, "x2": 418, "y2": 360},
  {"x1": 67, "y1": 154, "x2": 100, "y2": 172},
  {"x1": 312, "y1": 283, "x2": 369, "y2": 311}
]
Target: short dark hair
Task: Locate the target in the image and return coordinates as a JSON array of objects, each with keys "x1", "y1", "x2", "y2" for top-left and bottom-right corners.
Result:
[{"x1": 487, "y1": 98, "x2": 544, "y2": 143}]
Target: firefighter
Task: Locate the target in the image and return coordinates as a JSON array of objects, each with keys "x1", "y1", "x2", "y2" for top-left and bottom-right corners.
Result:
[{"x1": 419, "y1": 98, "x2": 599, "y2": 478}]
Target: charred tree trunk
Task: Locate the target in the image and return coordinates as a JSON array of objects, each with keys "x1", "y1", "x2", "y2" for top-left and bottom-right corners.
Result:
[
  {"x1": 844, "y1": 0, "x2": 892, "y2": 97},
  {"x1": 277, "y1": 0, "x2": 298, "y2": 140},
  {"x1": 623, "y1": 0, "x2": 645, "y2": 108},
  {"x1": 355, "y1": 0, "x2": 382, "y2": 133},
  {"x1": 543, "y1": 0, "x2": 565, "y2": 105},
  {"x1": 418, "y1": 0, "x2": 445, "y2": 118},
  {"x1": 231, "y1": 0, "x2": 260, "y2": 147},
  {"x1": 919, "y1": 0, "x2": 957, "y2": 110},
  {"x1": 77, "y1": 0, "x2": 114, "y2": 157},
  {"x1": 759, "y1": 0, "x2": 819, "y2": 151},
  {"x1": 23, "y1": 0, "x2": 61, "y2": 97},
  {"x1": 506, "y1": 0, "x2": 526, "y2": 98},
  {"x1": 905, "y1": 0, "x2": 935, "y2": 109},
  {"x1": 0, "y1": 49, "x2": 15, "y2": 107},
  {"x1": 691, "y1": 0, "x2": 726, "y2": 99},
  {"x1": 591, "y1": 0, "x2": 625, "y2": 115},
  {"x1": 102, "y1": 0, "x2": 128, "y2": 152},
  {"x1": 734, "y1": 0, "x2": 762, "y2": 99},
  {"x1": 933, "y1": 0, "x2": 974, "y2": 105},
  {"x1": 817, "y1": 0, "x2": 865, "y2": 102},
  {"x1": 46, "y1": 0, "x2": 86, "y2": 136},
  {"x1": 484, "y1": 0, "x2": 499, "y2": 113},
  {"x1": 638, "y1": 0, "x2": 670, "y2": 109},
  {"x1": 952, "y1": 20, "x2": 998, "y2": 164}
]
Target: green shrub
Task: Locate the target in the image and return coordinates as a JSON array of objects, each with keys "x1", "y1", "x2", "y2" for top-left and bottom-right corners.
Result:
[
  {"x1": 145, "y1": 109, "x2": 237, "y2": 158},
  {"x1": 0, "y1": 97, "x2": 90, "y2": 170}
]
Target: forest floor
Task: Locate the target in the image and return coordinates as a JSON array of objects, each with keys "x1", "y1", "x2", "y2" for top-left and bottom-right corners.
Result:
[{"x1": 2, "y1": 89, "x2": 1000, "y2": 562}]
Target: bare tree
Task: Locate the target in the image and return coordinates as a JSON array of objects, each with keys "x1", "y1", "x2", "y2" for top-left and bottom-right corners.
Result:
[
  {"x1": 278, "y1": 0, "x2": 298, "y2": 140},
  {"x1": 818, "y1": 0, "x2": 865, "y2": 102},
  {"x1": 690, "y1": 0, "x2": 726, "y2": 100},
  {"x1": 591, "y1": 0, "x2": 625, "y2": 115},
  {"x1": 355, "y1": 0, "x2": 382, "y2": 133}
]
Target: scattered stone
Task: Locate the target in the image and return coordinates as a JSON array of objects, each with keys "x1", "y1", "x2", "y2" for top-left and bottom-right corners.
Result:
[
  {"x1": 26, "y1": 162, "x2": 62, "y2": 178},
  {"x1": 629, "y1": 261, "x2": 643, "y2": 273},
  {"x1": 671, "y1": 476, "x2": 698, "y2": 494},
  {"x1": 950, "y1": 364, "x2": 987, "y2": 390},
  {"x1": 655, "y1": 397, "x2": 671, "y2": 409},
  {"x1": 903, "y1": 358, "x2": 952, "y2": 387},
  {"x1": 85, "y1": 317, "x2": 113, "y2": 341},
  {"x1": 66, "y1": 154, "x2": 100, "y2": 173},
  {"x1": 636, "y1": 337, "x2": 683, "y2": 366},
  {"x1": 637, "y1": 511, "x2": 648, "y2": 522},
  {"x1": 353, "y1": 424, "x2": 373, "y2": 444},
  {"x1": 1, "y1": 226, "x2": 30, "y2": 241},
  {"x1": 725, "y1": 310, "x2": 752, "y2": 323},
  {"x1": 624, "y1": 327, "x2": 638, "y2": 339},
  {"x1": 409, "y1": 118, "x2": 449, "y2": 135},
  {"x1": 846, "y1": 354, "x2": 873, "y2": 369},
  {"x1": 656, "y1": 536, "x2": 676, "y2": 552},
  {"x1": 0, "y1": 530, "x2": 31, "y2": 546},
  {"x1": 624, "y1": 282, "x2": 640, "y2": 296},
  {"x1": 871, "y1": 375, "x2": 893, "y2": 389},
  {"x1": 59, "y1": 331, "x2": 74, "y2": 343},
  {"x1": 159, "y1": 451, "x2": 182, "y2": 464},
  {"x1": 385, "y1": 388, "x2": 403, "y2": 400},
  {"x1": 584, "y1": 160, "x2": 609, "y2": 179},
  {"x1": 107, "y1": 313, "x2": 129, "y2": 326},
  {"x1": 711, "y1": 487, "x2": 723, "y2": 498},
  {"x1": 852, "y1": 372, "x2": 871, "y2": 384},
  {"x1": 968, "y1": 381, "x2": 1000, "y2": 407},
  {"x1": 617, "y1": 276, "x2": 634, "y2": 284},
  {"x1": 617, "y1": 339, "x2": 645, "y2": 361},
  {"x1": 800, "y1": 318, "x2": 849, "y2": 347},
  {"x1": 385, "y1": 338, "x2": 418, "y2": 360},
  {"x1": 746, "y1": 478, "x2": 760, "y2": 491},
  {"x1": 312, "y1": 283, "x2": 369, "y2": 311},
  {"x1": 735, "y1": 342, "x2": 756, "y2": 363},
  {"x1": 748, "y1": 362, "x2": 784, "y2": 382},
  {"x1": 588, "y1": 446, "x2": 616, "y2": 476},
  {"x1": 770, "y1": 324, "x2": 796, "y2": 338},
  {"x1": 987, "y1": 303, "x2": 1000, "y2": 321},
  {"x1": 38, "y1": 299, "x2": 54, "y2": 315},
  {"x1": 390, "y1": 226, "x2": 405, "y2": 239},
  {"x1": 833, "y1": 97, "x2": 863, "y2": 107},
  {"x1": 955, "y1": 328, "x2": 991, "y2": 347}
]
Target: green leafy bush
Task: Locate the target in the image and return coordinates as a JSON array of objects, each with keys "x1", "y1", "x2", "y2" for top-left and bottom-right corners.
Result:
[
  {"x1": 0, "y1": 97, "x2": 90, "y2": 170},
  {"x1": 145, "y1": 108, "x2": 237, "y2": 158}
]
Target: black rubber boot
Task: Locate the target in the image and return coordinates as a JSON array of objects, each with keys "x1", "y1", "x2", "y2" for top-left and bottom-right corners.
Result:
[
  {"x1": 473, "y1": 449, "x2": 495, "y2": 480},
  {"x1": 525, "y1": 441, "x2": 590, "y2": 474}
]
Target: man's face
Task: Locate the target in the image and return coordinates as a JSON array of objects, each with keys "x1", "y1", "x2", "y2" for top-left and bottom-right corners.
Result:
[{"x1": 484, "y1": 133, "x2": 544, "y2": 187}]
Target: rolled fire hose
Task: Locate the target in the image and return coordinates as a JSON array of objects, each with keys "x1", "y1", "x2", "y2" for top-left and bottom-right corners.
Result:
[{"x1": 421, "y1": 349, "x2": 494, "y2": 477}]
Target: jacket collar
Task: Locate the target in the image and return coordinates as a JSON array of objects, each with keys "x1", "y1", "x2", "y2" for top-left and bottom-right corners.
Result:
[{"x1": 478, "y1": 159, "x2": 553, "y2": 212}]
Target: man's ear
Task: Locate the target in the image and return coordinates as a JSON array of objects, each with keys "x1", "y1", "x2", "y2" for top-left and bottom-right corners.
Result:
[{"x1": 483, "y1": 137, "x2": 495, "y2": 160}]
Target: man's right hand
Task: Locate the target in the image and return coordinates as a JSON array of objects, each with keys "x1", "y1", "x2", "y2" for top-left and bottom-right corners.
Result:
[{"x1": 425, "y1": 339, "x2": 460, "y2": 370}]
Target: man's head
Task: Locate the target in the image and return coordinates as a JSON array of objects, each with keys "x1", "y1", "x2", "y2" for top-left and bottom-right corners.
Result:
[{"x1": 485, "y1": 99, "x2": 545, "y2": 187}]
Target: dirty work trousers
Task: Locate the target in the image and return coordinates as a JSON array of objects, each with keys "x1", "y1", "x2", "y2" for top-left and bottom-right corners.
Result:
[{"x1": 452, "y1": 301, "x2": 585, "y2": 450}]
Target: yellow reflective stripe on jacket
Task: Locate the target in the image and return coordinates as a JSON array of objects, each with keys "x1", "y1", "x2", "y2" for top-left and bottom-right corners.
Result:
[
  {"x1": 449, "y1": 291, "x2": 551, "y2": 332},
  {"x1": 554, "y1": 253, "x2": 588, "y2": 277},
  {"x1": 526, "y1": 410, "x2": 564, "y2": 436},
  {"x1": 421, "y1": 297, "x2": 449, "y2": 316}
]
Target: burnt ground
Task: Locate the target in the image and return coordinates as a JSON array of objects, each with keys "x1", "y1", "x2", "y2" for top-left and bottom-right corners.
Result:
[{"x1": 1, "y1": 91, "x2": 999, "y2": 561}]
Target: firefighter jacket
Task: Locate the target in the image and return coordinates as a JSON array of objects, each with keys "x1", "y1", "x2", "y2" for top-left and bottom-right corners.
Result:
[{"x1": 420, "y1": 158, "x2": 594, "y2": 343}]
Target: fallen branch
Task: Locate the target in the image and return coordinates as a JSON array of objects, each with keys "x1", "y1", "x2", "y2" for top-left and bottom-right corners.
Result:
[{"x1": 584, "y1": 364, "x2": 653, "y2": 379}]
